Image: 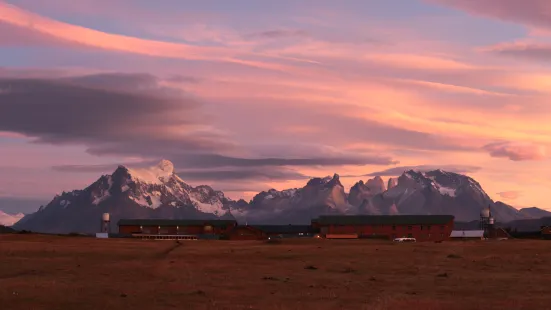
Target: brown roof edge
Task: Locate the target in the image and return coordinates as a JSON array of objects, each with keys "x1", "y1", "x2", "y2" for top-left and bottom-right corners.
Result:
[
  {"x1": 117, "y1": 219, "x2": 237, "y2": 227},
  {"x1": 315, "y1": 215, "x2": 454, "y2": 226}
]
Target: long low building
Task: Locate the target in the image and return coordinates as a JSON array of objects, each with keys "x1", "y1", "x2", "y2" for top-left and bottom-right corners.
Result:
[
  {"x1": 225, "y1": 225, "x2": 318, "y2": 240},
  {"x1": 117, "y1": 219, "x2": 238, "y2": 237},
  {"x1": 117, "y1": 219, "x2": 318, "y2": 240},
  {"x1": 450, "y1": 230, "x2": 484, "y2": 240},
  {"x1": 312, "y1": 215, "x2": 455, "y2": 242},
  {"x1": 117, "y1": 215, "x2": 455, "y2": 242}
]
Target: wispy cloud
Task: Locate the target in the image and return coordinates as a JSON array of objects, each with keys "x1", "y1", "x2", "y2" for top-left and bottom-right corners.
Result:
[
  {"x1": 244, "y1": 29, "x2": 309, "y2": 40},
  {"x1": 480, "y1": 41, "x2": 551, "y2": 62},
  {"x1": 496, "y1": 190, "x2": 522, "y2": 200},
  {"x1": 427, "y1": 0, "x2": 551, "y2": 29},
  {"x1": 483, "y1": 141, "x2": 547, "y2": 161},
  {"x1": 352, "y1": 165, "x2": 482, "y2": 177},
  {"x1": 0, "y1": 2, "x2": 315, "y2": 71}
]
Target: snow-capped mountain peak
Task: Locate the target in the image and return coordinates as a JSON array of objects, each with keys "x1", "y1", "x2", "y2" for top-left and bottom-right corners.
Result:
[
  {"x1": 0, "y1": 211, "x2": 24, "y2": 226},
  {"x1": 14, "y1": 159, "x2": 241, "y2": 233},
  {"x1": 127, "y1": 159, "x2": 175, "y2": 185}
]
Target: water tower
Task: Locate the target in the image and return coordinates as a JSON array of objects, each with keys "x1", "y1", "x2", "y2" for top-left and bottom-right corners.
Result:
[
  {"x1": 100, "y1": 213, "x2": 111, "y2": 233},
  {"x1": 479, "y1": 205, "x2": 494, "y2": 238}
]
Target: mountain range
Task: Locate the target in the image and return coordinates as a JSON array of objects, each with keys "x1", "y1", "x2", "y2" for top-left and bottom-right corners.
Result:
[{"x1": 11, "y1": 160, "x2": 551, "y2": 233}]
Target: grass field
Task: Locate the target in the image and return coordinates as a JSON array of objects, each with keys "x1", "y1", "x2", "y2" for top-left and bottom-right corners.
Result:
[{"x1": 1, "y1": 235, "x2": 550, "y2": 310}]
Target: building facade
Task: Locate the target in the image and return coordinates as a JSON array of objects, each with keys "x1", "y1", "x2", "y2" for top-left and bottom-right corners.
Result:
[
  {"x1": 313, "y1": 215, "x2": 454, "y2": 241},
  {"x1": 117, "y1": 219, "x2": 237, "y2": 237},
  {"x1": 450, "y1": 230, "x2": 484, "y2": 241},
  {"x1": 225, "y1": 225, "x2": 318, "y2": 240}
]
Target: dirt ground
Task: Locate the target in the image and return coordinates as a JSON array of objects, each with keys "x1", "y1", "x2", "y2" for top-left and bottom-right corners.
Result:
[{"x1": 1, "y1": 235, "x2": 550, "y2": 310}]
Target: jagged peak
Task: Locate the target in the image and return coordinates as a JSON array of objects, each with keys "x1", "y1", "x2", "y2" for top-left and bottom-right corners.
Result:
[
  {"x1": 126, "y1": 159, "x2": 175, "y2": 185},
  {"x1": 326, "y1": 173, "x2": 343, "y2": 187},
  {"x1": 306, "y1": 173, "x2": 341, "y2": 187},
  {"x1": 156, "y1": 159, "x2": 174, "y2": 174}
]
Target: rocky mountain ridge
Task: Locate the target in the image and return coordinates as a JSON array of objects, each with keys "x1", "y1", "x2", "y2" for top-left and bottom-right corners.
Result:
[{"x1": 12, "y1": 160, "x2": 551, "y2": 233}]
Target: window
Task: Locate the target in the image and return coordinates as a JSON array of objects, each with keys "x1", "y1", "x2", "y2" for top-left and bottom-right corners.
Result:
[
  {"x1": 440, "y1": 233, "x2": 444, "y2": 238},
  {"x1": 408, "y1": 226, "x2": 412, "y2": 230},
  {"x1": 427, "y1": 225, "x2": 431, "y2": 231},
  {"x1": 392, "y1": 225, "x2": 396, "y2": 230},
  {"x1": 420, "y1": 225, "x2": 424, "y2": 230},
  {"x1": 440, "y1": 225, "x2": 445, "y2": 230},
  {"x1": 407, "y1": 233, "x2": 413, "y2": 238},
  {"x1": 391, "y1": 234, "x2": 397, "y2": 239}
]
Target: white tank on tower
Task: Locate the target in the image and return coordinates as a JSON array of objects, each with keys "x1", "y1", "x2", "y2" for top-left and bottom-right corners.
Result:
[
  {"x1": 100, "y1": 213, "x2": 111, "y2": 233},
  {"x1": 480, "y1": 208, "x2": 490, "y2": 218}
]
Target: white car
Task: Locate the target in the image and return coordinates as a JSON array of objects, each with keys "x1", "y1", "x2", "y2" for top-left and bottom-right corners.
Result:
[{"x1": 393, "y1": 237, "x2": 416, "y2": 242}]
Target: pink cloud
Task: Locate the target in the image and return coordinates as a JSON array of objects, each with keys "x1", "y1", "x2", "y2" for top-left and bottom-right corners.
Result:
[
  {"x1": 6, "y1": 0, "x2": 220, "y2": 24},
  {"x1": 496, "y1": 191, "x2": 522, "y2": 200},
  {"x1": 427, "y1": 0, "x2": 551, "y2": 29},
  {"x1": 479, "y1": 40, "x2": 551, "y2": 62},
  {"x1": 0, "y1": 131, "x2": 25, "y2": 138},
  {"x1": 483, "y1": 141, "x2": 547, "y2": 161},
  {"x1": 363, "y1": 53, "x2": 475, "y2": 71},
  {"x1": 0, "y1": 2, "x2": 315, "y2": 72}
]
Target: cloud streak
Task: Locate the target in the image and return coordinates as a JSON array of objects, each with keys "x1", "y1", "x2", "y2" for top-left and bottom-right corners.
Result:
[
  {"x1": 480, "y1": 41, "x2": 551, "y2": 62},
  {"x1": 483, "y1": 141, "x2": 547, "y2": 161},
  {"x1": 245, "y1": 29, "x2": 309, "y2": 39},
  {"x1": 0, "y1": 72, "x2": 234, "y2": 156},
  {"x1": 0, "y1": 2, "x2": 314, "y2": 71},
  {"x1": 496, "y1": 191, "x2": 522, "y2": 200},
  {"x1": 355, "y1": 165, "x2": 482, "y2": 177},
  {"x1": 427, "y1": 0, "x2": 551, "y2": 29}
]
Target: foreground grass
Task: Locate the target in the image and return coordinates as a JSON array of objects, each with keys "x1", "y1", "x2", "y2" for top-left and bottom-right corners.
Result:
[{"x1": 0, "y1": 235, "x2": 550, "y2": 309}]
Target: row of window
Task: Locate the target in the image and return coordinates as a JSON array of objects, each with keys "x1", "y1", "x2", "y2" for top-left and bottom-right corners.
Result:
[
  {"x1": 329, "y1": 225, "x2": 447, "y2": 231},
  {"x1": 390, "y1": 225, "x2": 445, "y2": 231},
  {"x1": 391, "y1": 233, "x2": 445, "y2": 239}
]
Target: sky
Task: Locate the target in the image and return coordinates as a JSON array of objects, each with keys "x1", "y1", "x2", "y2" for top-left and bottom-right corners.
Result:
[{"x1": 1, "y1": 0, "x2": 551, "y2": 213}]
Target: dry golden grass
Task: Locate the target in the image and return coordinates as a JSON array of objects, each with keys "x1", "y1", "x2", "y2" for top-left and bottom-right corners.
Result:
[{"x1": 1, "y1": 235, "x2": 550, "y2": 310}]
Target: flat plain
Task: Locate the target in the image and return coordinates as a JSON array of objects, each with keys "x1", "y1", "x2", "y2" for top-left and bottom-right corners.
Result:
[{"x1": 1, "y1": 235, "x2": 550, "y2": 310}]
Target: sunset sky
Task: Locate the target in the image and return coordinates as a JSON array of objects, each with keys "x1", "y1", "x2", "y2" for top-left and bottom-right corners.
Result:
[{"x1": 1, "y1": 0, "x2": 551, "y2": 213}]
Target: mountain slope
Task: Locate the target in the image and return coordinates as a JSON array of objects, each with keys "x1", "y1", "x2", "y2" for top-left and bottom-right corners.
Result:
[
  {"x1": 13, "y1": 163, "x2": 549, "y2": 233},
  {"x1": 14, "y1": 160, "x2": 239, "y2": 233},
  {"x1": 519, "y1": 207, "x2": 551, "y2": 218},
  {"x1": 350, "y1": 170, "x2": 535, "y2": 222},
  {"x1": 236, "y1": 174, "x2": 351, "y2": 224},
  {"x1": 0, "y1": 225, "x2": 16, "y2": 233}
]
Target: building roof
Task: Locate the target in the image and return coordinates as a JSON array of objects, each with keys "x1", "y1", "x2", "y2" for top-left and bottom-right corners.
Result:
[
  {"x1": 251, "y1": 225, "x2": 318, "y2": 234},
  {"x1": 315, "y1": 215, "x2": 454, "y2": 226},
  {"x1": 450, "y1": 230, "x2": 484, "y2": 238},
  {"x1": 542, "y1": 217, "x2": 551, "y2": 226},
  {"x1": 117, "y1": 219, "x2": 237, "y2": 227}
]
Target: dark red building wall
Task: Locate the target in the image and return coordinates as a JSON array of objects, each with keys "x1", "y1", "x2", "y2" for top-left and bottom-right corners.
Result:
[
  {"x1": 227, "y1": 226, "x2": 265, "y2": 240},
  {"x1": 119, "y1": 224, "x2": 233, "y2": 235},
  {"x1": 488, "y1": 227, "x2": 510, "y2": 239},
  {"x1": 325, "y1": 221, "x2": 454, "y2": 241},
  {"x1": 119, "y1": 225, "x2": 142, "y2": 234}
]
